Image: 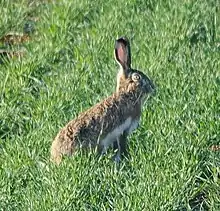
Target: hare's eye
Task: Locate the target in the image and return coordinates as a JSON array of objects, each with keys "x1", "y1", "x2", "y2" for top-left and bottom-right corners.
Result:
[{"x1": 132, "y1": 73, "x2": 141, "y2": 81}]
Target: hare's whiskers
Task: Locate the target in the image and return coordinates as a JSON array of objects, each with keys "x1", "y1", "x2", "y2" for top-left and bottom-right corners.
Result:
[{"x1": 133, "y1": 91, "x2": 143, "y2": 106}]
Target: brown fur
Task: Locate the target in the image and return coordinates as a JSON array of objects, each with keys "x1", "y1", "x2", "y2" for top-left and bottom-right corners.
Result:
[
  {"x1": 50, "y1": 37, "x2": 155, "y2": 164},
  {"x1": 51, "y1": 89, "x2": 142, "y2": 164}
]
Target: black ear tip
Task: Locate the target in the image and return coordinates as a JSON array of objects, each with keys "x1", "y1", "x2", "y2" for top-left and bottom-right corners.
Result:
[{"x1": 116, "y1": 36, "x2": 129, "y2": 45}]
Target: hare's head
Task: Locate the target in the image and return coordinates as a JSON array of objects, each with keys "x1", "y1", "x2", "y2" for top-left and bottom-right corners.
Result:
[{"x1": 115, "y1": 37, "x2": 155, "y2": 102}]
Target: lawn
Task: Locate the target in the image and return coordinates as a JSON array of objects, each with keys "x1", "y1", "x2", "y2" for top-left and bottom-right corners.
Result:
[{"x1": 0, "y1": 0, "x2": 219, "y2": 210}]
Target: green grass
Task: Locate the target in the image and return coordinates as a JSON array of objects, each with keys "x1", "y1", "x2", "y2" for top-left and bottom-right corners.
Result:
[{"x1": 0, "y1": 0, "x2": 219, "y2": 210}]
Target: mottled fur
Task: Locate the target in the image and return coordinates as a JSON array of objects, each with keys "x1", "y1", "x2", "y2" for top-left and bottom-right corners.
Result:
[{"x1": 51, "y1": 37, "x2": 155, "y2": 164}]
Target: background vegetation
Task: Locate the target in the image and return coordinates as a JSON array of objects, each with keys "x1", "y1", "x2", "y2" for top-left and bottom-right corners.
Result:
[{"x1": 0, "y1": 0, "x2": 219, "y2": 210}]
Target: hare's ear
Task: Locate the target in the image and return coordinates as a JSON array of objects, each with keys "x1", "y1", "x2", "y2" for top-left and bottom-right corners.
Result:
[{"x1": 115, "y1": 37, "x2": 131, "y2": 75}]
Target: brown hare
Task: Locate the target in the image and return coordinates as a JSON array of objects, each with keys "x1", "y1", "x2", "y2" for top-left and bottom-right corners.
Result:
[{"x1": 51, "y1": 37, "x2": 155, "y2": 164}]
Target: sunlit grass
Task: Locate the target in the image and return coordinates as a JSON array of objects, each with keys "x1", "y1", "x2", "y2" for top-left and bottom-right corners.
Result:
[{"x1": 0, "y1": 0, "x2": 219, "y2": 210}]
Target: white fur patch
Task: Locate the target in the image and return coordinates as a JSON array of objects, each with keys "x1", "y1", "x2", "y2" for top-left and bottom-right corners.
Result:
[
  {"x1": 128, "y1": 119, "x2": 140, "y2": 134},
  {"x1": 100, "y1": 117, "x2": 132, "y2": 151}
]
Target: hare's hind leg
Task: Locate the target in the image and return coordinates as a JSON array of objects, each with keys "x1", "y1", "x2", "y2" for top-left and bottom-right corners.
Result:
[
  {"x1": 51, "y1": 140, "x2": 63, "y2": 164},
  {"x1": 50, "y1": 136, "x2": 75, "y2": 164}
]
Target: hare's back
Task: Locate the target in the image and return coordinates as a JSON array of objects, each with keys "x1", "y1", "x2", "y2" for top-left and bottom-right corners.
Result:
[{"x1": 60, "y1": 93, "x2": 140, "y2": 149}]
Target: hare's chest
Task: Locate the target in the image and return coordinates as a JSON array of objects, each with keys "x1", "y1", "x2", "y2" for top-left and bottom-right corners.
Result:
[
  {"x1": 128, "y1": 118, "x2": 140, "y2": 134},
  {"x1": 100, "y1": 117, "x2": 132, "y2": 148},
  {"x1": 100, "y1": 117, "x2": 140, "y2": 149}
]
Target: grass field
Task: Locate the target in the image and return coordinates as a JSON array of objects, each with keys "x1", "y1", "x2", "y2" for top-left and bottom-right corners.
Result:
[{"x1": 0, "y1": 0, "x2": 219, "y2": 210}]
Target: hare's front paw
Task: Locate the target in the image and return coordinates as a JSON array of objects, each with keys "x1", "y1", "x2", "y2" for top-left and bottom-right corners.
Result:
[{"x1": 112, "y1": 152, "x2": 121, "y2": 163}]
